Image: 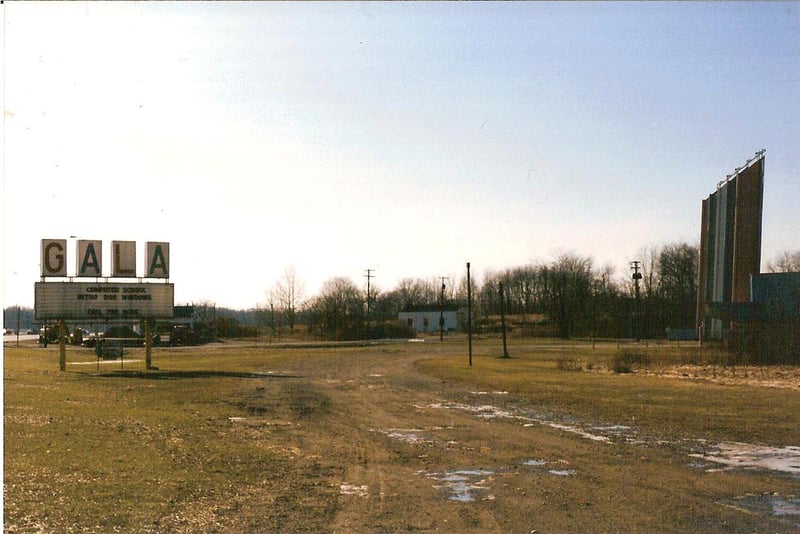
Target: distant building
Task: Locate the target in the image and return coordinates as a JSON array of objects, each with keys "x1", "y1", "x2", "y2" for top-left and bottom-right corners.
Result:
[
  {"x1": 172, "y1": 305, "x2": 198, "y2": 328},
  {"x1": 742, "y1": 272, "x2": 799, "y2": 362},
  {"x1": 750, "y1": 272, "x2": 800, "y2": 319},
  {"x1": 398, "y1": 305, "x2": 458, "y2": 333},
  {"x1": 697, "y1": 151, "x2": 765, "y2": 341}
]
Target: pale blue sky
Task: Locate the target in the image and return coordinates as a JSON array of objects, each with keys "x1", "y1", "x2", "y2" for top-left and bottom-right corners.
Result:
[{"x1": 3, "y1": 2, "x2": 798, "y2": 309}]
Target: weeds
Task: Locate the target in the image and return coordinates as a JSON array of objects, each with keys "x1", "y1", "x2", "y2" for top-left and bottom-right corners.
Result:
[
  {"x1": 610, "y1": 348, "x2": 650, "y2": 373},
  {"x1": 556, "y1": 358, "x2": 583, "y2": 372}
]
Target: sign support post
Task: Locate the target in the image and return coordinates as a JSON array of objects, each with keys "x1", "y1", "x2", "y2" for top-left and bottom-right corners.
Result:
[
  {"x1": 59, "y1": 320, "x2": 67, "y2": 372},
  {"x1": 467, "y1": 262, "x2": 473, "y2": 367},
  {"x1": 145, "y1": 319, "x2": 153, "y2": 370}
]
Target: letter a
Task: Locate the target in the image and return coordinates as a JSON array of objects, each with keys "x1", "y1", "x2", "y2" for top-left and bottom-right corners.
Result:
[
  {"x1": 78, "y1": 240, "x2": 102, "y2": 277},
  {"x1": 146, "y1": 242, "x2": 169, "y2": 278}
]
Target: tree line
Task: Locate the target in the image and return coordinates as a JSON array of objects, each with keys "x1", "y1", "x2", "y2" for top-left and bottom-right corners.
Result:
[
  {"x1": 7, "y1": 246, "x2": 797, "y2": 343},
  {"x1": 260, "y1": 242, "x2": 704, "y2": 341}
]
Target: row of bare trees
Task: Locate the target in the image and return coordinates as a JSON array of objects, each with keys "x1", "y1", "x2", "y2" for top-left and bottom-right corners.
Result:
[
  {"x1": 476, "y1": 244, "x2": 699, "y2": 339},
  {"x1": 260, "y1": 246, "x2": 796, "y2": 342}
]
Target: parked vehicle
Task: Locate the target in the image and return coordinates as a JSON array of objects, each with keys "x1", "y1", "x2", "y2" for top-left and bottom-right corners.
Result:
[
  {"x1": 82, "y1": 332, "x2": 100, "y2": 348},
  {"x1": 102, "y1": 325, "x2": 143, "y2": 347},
  {"x1": 38, "y1": 325, "x2": 67, "y2": 345}
]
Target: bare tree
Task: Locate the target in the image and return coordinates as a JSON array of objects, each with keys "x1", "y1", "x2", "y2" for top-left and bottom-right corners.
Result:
[
  {"x1": 396, "y1": 278, "x2": 422, "y2": 310},
  {"x1": 308, "y1": 277, "x2": 365, "y2": 340},
  {"x1": 766, "y1": 250, "x2": 800, "y2": 273},
  {"x1": 265, "y1": 288, "x2": 283, "y2": 339},
  {"x1": 272, "y1": 267, "x2": 305, "y2": 331},
  {"x1": 657, "y1": 242, "x2": 699, "y2": 330}
]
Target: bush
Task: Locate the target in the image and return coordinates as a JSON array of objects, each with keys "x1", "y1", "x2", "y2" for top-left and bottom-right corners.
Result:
[
  {"x1": 367, "y1": 320, "x2": 416, "y2": 340},
  {"x1": 556, "y1": 358, "x2": 583, "y2": 371},
  {"x1": 610, "y1": 348, "x2": 650, "y2": 373}
]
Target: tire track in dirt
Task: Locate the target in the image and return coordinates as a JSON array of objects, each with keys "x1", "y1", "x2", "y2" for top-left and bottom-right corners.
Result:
[
  {"x1": 168, "y1": 345, "x2": 799, "y2": 532},
  {"x1": 284, "y1": 348, "x2": 799, "y2": 533}
]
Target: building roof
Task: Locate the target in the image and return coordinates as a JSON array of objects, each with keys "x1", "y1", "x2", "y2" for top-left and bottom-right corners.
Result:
[{"x1": 399, "y1": 304, "x2": 459, "y2": 313}]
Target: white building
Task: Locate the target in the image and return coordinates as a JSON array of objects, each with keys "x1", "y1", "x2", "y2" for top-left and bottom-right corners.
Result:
[{"x1": 398, "y1": 307, "x2": 458, "y2": 333}]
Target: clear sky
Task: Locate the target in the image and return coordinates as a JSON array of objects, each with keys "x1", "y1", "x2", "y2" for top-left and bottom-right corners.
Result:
[{"x1": 3, "y1": 2, "x2": 798, "y2": 310}]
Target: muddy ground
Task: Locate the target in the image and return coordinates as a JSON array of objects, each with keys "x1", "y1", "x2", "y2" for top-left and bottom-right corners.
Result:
[{"x1": 4, "y1": 340, "x2": 800, "y2": 533}]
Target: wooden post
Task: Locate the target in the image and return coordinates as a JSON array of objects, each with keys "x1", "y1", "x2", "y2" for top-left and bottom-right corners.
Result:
[
  {"x1": 499, "y1": 281, "x2": 510, "y2": 358},
  {"x1": 145, "y1": 319, "x2": 152, "y2": 370},
  {"x1": 59, "y1": 319, "x2": 67, "y2": 372},
  {"x1": 467, "y1": 262, "x2": 472, "y2": 367},
  {"x1": 439, "y1": 280, "x2": 446, "y2": 342}
]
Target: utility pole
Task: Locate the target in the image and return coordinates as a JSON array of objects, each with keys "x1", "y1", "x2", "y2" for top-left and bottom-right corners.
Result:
[
  {"x1": 499, "y1": 281, "x2": 510, "y2": 358},
  {"x1": 439, "y1": 277, "x2": 447, "y2": 341},
  {"x1": 631, "y1": 261, "x2": 642, "y2": 341},
  {"x1": 364, "y1": 269, "x2": 375, "y2": 320},
  {"x1": 467, "y1": 262, "x2": 473, "y2": 367}
]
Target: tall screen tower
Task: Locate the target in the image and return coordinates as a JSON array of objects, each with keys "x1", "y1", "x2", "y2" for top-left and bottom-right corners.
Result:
[{"x1": 697, "y1": 151, "x2": 765, "y2": 340}]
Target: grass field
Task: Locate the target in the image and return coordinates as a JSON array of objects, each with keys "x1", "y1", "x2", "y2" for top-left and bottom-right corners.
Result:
[{"x1": 4, "y1": 336, "x2": 800, "y2": 532}]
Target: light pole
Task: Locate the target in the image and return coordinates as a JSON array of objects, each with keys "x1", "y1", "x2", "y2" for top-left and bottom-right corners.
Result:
[
  {"x1": 631, "y1": 261, "x2": 642, "y2": 341},
  {"x1": 499, "y1": 281, "x2": 510, "y2": 358},
  {"x1": 439, "y1": 277, "x2": 447, "y2": 341},
  {"x1": 467, "y1": 262, "x2": 472, "y2": 367}
]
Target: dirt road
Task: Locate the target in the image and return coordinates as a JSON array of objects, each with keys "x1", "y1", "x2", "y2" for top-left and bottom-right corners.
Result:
[{"x1": 197, "y1": 343, "x2": 798, "y2": 533}]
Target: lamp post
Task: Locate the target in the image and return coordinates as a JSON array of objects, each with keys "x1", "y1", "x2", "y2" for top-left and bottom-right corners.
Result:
[
  {"x1": 439, "y1": 278, "x2": 446, "y2": 341},
  {"x1": 631, "y1": 261, "x2": 642, "y2": 341},
  {"x1": 499, "y1": 281, "x2": 510, "y2": 358},
  {"x1": 467, "y1": 262, "x2": 472, "y2": 367}
]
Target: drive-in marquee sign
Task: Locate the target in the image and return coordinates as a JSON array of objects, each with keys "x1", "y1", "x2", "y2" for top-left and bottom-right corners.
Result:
[
  {"x1": 41, "y1": 239, "x2": 169, "y2": 278},
  {"x1": 35, "y1": 282, "x2": 174, "y2": 320},
  {"x1": 36, "y1": 239, "x2": 174, "y2": 321}
]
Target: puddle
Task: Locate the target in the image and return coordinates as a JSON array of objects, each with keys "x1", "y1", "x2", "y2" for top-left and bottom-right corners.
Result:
[
  {"x1": 424, "y1": 401, "x2": 613, "y2": 443},
  {"x1": 374, "y1": 428, "x2": 432, "y2": 445},
  {"x1": 690, "y1": 442, "x2": 800, "y2": 477},
  {"x1": 521, "y1": 459, "x2": 576, "y2": 476},
  {"x1": 420, "y1": 469, "x2": 494, "y2": 502},
  {"x1": 592, "y1": 424, "x2": 632, "y2": 436},
  {"x1": 772, "y1": 496, "x2": 800, "y2": 526},
  {"x1": 340, "y1": 483, "x2": 369, "y2": 497},
  {"x1": 722, "y1": 493, "x2": 800, "y2": 528},
  {"x1": 542, "y1": 422, "x2": 610, "y2": 443},
  {"x1": 471, "y1": 391, "x2": 509, "y2": 395},
  {"x1": 422, "y1": 402, "x2": 516, "y2": 420},
  {"x1": 421, "y1": 463, "x2": 578, "y2": 502},
  {"x1": 423, "y1": 400, "x2": 800, "y2": 481},
  {"x1": 522, "y1": 459, "x2": 547, "y2": 466}
]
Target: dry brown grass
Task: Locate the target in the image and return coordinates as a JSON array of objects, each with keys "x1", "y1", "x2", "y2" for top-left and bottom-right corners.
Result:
[{"x1": 5, "y1": 337, "x2": 800, "y2": 532}]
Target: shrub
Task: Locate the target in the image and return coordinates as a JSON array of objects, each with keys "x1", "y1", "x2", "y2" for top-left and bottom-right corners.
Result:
[
  {"x1": 610, "y1": 348, "x2": 650, "y2": 373},
  {"x1": 556, "y1": 358, "x2": 583, "y2": 371}
]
